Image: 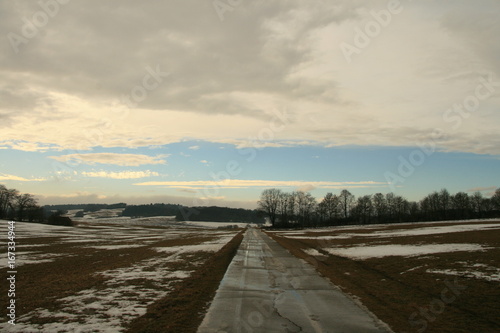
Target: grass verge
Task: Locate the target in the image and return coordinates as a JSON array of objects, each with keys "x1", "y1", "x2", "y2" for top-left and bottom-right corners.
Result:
[{"x1": 125, "y1": 230, "x2": 245, "y2": 333}]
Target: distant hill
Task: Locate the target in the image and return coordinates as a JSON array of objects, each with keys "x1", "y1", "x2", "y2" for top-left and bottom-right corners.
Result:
[
  {"x1": 45, "y1": 202, "x2": 265, "y2": 224},
  {"x1": 44, "y1": 203, "x2": 127, "y2": 213},
  {"x1": 121, "y1": 203, "x2": 182, "y2": 217},
  {"x1": 176, "y1": 206, "x2": 265, "y2": 224}
]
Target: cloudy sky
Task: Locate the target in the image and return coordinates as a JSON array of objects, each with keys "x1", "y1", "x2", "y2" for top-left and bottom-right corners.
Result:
[{"x1": 1, "y1": 0, "x2": 499, "y2": 208}]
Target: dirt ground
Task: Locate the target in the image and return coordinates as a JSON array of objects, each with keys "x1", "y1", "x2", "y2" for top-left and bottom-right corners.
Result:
[
  {"x1": 125, "y1": 231, "x2": 244, "y2": 333},
  {"x1": 266, "y1": 220, "x2": 500, "y2": 333},
  {"x1": 2, "y1": 220, "x2": 498, "y2": 332},
  {"x1": 0, "y1": 221, "x2": 242, "y2": 332}
]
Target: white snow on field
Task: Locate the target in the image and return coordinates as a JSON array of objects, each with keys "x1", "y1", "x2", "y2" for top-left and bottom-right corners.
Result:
[
  {"x1": 0, "y1": 219, "x2": 240, "y2": 333},
  {"x1": 277, "y1": 223, "x2": 500, "y2": 240},
  {"x1": 303, "y1": 248, "x2": 323, "y2": 256},
  {"x1": 325, "y1": 243, "x2": 489, "y2": 260},
  {"x1": 286, "y1": 235, "x2": 351, "y2": 240},
  {"x1": 74, "y1": 215, "x2": 253, "y2": 228},
  {"x1": 426, "y1": 262, "x2": 500, "y2": 282},
  {"x1": 183, "y1": 221, "x2": 252, "y2": 228},
  {"x1": 364, "y1": 223, "x2": 500, "y2": 238},
  {"x1": 88, "y1": 244, "x2": 146, "y2": 250},
  {"x1": 154, "y1": 232, "x2": 238, "y2": 255},
  {"x1": 0, "y1": 220, "x2": 216, "y2": 260},
  {"x1": 427, "y1": 268, "x2": 500, "y2": 282}
]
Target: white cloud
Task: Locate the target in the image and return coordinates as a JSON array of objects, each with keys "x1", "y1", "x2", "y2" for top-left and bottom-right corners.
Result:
[
  {"x1": 37, "y1": 192, "x2": 256, "y2": 209},
  {"x1": 49, "y1": 153, "x2": 168, "y2": 166},
  {"x1": 199, "y1": 196, "x2": 226, "y2": 201},
  {"x1": 296, "y1": 184, "x2": 316, "y2": 192},
  {"x1": 81, "y1": 170, "x2": 160, "y2": 179},
  {"x1": 188, "y1": 145, "x2": 200, "y2": 150},
  {"x1": 58, "y1": 192, "x2": 108, "y2": 200},
  {"x1": 467, "y1": 186, "x2": 497, "y2": 193},
  {"x1": 134, "y1": 179, "x2": 386, "y2": 189},
  {"x1": 1, "y1": 141, "x2": 61, "y2": 152},
  {"x1": 0, "y1": 173, "x2": 46, "y2": 182}
]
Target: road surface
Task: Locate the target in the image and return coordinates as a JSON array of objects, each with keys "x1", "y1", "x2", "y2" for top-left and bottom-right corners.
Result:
[{"x1": 197, "y1": 228, "x2": 393, "y2": 333}]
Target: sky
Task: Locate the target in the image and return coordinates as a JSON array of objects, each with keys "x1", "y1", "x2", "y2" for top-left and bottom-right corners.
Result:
[{"x1": 1, "y1": 0, "x2": 499, "y2": 209}]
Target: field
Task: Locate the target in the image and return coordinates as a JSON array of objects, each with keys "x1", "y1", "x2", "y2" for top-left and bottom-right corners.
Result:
[
  {"x1": 266, "y1": 219, "x2": 500, "y2": 333},
  {"x1": 1, "y1": 217, "x2": 499, "y2": 332},
  {"x1": 0, "y1": 218, "x2": 243, "y2": 332}
]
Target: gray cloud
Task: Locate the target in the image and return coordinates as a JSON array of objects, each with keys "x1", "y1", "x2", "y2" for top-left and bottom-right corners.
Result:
[
  {"x1": 1, "y1": 1, "x2": 499, "y2": 155},
  {"x1": 0, "y1": 1, "x2": 357, "y2": 119}
]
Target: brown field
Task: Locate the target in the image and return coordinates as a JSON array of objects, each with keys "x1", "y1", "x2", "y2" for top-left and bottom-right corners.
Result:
[
  {"x1": 266, "y1": 220, "x2": 500, "y2": 333},
  {"x1": 2, "y1": 219, "x2": 499, "y2": 333},
  {"x1": 0, "y1": 220, "x2": 243, "y2": 332}
]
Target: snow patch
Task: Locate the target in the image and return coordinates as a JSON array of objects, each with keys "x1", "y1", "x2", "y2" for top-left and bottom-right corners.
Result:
[{"x1": 325, "y1": 243, "x2": 489, "y2": 260}]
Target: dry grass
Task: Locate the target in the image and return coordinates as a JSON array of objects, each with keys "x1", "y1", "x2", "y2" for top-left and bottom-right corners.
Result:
[
  {"x1": 125, "y1": 231, "x2": 244, "y2": 333},
  {"x1": 266, "y1": 221, "x2": 500, "y2": 333},
  {"x1": 0, "y1": 222, "x2": 243, "y2": 331}
]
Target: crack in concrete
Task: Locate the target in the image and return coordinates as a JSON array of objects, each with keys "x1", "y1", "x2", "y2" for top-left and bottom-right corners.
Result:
[{"x1": 273, "y1": 291, "x2": 303, "y2": 332}]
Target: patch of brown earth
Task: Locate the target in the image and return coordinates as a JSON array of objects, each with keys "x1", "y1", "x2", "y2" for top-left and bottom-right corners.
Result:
[
  {"x1": 126, "y1": 231, "x2": 244, "y2": 333},
  {"x1": 0, "y1": 233, "x2": 228, "y2": 325}
]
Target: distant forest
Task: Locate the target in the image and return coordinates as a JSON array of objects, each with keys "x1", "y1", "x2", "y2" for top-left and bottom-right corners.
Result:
[
  {"x1": 258, "y1": 188, "x2": 500, "y2": 228},
  {"x1": 3, "y1": 182, "x2": 499, "y2": 227},
  {"x1": 175, "y1": 206, "x2": 264, "y2": 223},
  {"x1": 45, "y1": 203, "x2": 127, "y2": 213},
  {"x1": 43, "y1": 202, "x2": 265, "y2": 224}
]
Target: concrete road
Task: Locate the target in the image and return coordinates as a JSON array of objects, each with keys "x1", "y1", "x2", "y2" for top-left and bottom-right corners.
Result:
[{"x1": 197, "y1": 228, "x2": 393, "y2": 333}]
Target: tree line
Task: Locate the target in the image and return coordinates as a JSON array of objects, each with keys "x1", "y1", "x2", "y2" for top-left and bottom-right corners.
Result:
[
  {"x1": 0, "y1": 184, "x2": 45, "y2": 222},
  {"x1": 0, "y1": 184, "x2": 75, "y2": 225},
  {"x1": 122, "y1": 203, "x2": 183, "y2": 217},
  {"x1": 175, "y1": 206, "x2": 265, "y2": 223},
  {"x1": 258, "y1": 188, "x2": 500, "y2": 228}
]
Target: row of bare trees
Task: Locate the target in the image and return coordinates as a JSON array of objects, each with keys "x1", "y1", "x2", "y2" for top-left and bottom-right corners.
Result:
[
  {"x1": 258, "y1": 188, "x2": 500, "y2": 227},
  {"x1": 0, "y1": 184, "x2": 45, "y2": 222}
]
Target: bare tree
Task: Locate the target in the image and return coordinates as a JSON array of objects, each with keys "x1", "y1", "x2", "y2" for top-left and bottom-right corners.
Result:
[
  {"x1": 354, "y1": 195, "x2": 373, "y2": 224},
  {"x1": 451, "y1": 192, "x2": 470, "y2": 219},
  {"x1": 394, "y1": 195, "x2": 409, "y2": 222},
  {"x1": 471, "y1": 191, "x2": 484, "y2": 216},
  {"x1": 296, "y1": 191, "x2": 316, "y2": 226},
  {"x1": 339, "y1": 189, "x2": 354, "y2": 219},
  {"x1": 0, "y1": 186, "x2": 19, "y2": 219},
  {"x1": 372, "y1": 193, "x2": 387, "y2": 222},
  {"x1": 16, "y1": 193, "x2": 38, "y2": 221},
  {"x1": 385, "y1": 192, "x2": 396, "y2": 220},
  {"x1": 278, "y1": 192, "x2": 295, "y2": 225},
  {"x1": 258, "y1": 188, "x2": 282, "y2": 227},
  {"x1": 439, "y1": 188, "x2": 451, "y2": 219},
  {"x1": 319, "y1": 192, "x2": 340, "y2": 224},
  {"x1": 493, "y1": 188, "x2": 500, "y2": 210}
]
